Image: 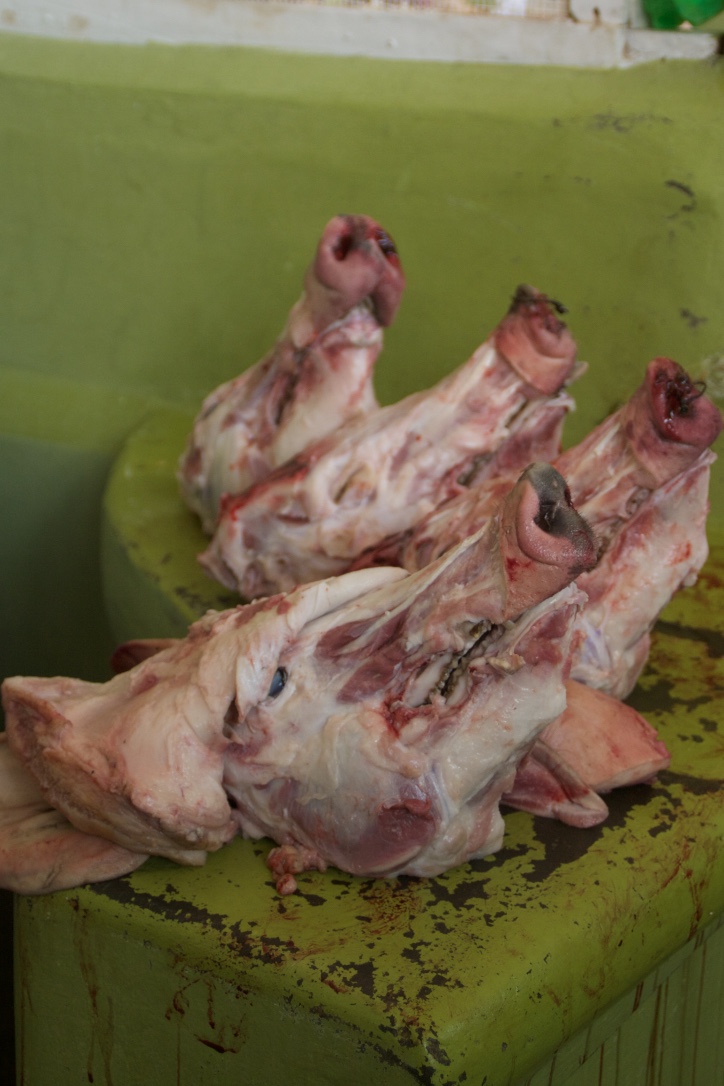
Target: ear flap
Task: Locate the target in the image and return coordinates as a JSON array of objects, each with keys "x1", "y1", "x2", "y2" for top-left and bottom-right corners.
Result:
[
  {"x1": 502, "y1": 739, "x2": 609, "y2": 829},
  {"x1": 111, "y1": 637, "x2": 180, "y2": 674},
  {"x1": 289, "y1": 567, "x2": 409, "y2": 626},
  {"x1": 0, "y1": 734, "x2": 148, "y2": 894},
  {"x1": 542, "y1": 681, "x2": 671, "y2": 793},
  {"x1": 503, "y1": 680, "x2": 671, "y2": 829},
  {"x1": 2, "y1": 669, "x2": 235, "y2": 863}
]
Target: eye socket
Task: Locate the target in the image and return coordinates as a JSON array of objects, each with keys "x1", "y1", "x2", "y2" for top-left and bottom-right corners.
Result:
[{"x1": 268, "y1": 667, "x2": 288, "y2": 699}]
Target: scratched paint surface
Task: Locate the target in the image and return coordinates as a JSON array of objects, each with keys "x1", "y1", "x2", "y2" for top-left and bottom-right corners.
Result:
[
  {"x1": 2, "y1": 36, "x2": 723, "y2": 1084},
  {"x1": 47, "y1": 407, "x2": 721, "y2": 1085}
]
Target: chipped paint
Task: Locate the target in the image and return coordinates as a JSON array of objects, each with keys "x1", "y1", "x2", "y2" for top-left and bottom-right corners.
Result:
[{"x1": 15, "y1": 410, "x2": 723, "y2": 1084}]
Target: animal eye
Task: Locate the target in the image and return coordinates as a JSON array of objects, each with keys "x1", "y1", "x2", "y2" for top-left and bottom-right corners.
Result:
[{"x1": 268, "y1": 667, "x2": 288, "y2": 699}]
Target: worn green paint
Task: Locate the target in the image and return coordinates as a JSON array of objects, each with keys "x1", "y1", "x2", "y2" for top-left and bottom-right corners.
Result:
[
  {"x1": 20, "y1": 406, "x2": 711, "y2": 1084},
  {"x1": 521, "y1": 916, "x2": 724, "y2": 1084},
  {"x1": 3, "y1": 29, "x2": 724, "y2": 1086}
]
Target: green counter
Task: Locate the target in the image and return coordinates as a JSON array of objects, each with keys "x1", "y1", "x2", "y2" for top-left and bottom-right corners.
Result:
[
  {"x1": 2, "y1": 30, "x2": 724, "y2": 1086},
  {"x1": 16, "y1": 404, "x2": 721, "y2": 1085}
]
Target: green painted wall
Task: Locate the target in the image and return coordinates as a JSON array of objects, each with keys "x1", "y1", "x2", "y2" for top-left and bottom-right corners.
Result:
[
  {"x1": 2, "y1": 35, "x2": 723, "y2": 675},
  {"x1": 2, "y1": 36, "x2": 723, "y2": 676},
  {"x1": 1, "y1": 32, "x2": 723, "y2": 1083},
  {"x1": 3, "y1": 38, "x2": 724, "y2": 424}
]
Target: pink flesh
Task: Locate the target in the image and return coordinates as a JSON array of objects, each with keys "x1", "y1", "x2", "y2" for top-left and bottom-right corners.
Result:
[
  {"x1": 111, "y1": 638, "x2": 178, "y2": 673},
  {"x1": 361, "y1": 357, "x2": 721, "y2": 580},
  {"x1": 638, "y1": 358, "x2": 723, "y2": 480},
  {"x1": 556, "y1": 358, "x2": 722, "y2": 527},
  {"x1": 178, "y1": 214, "x2": 403, "y2": 532},
  {"x1": 542, "y1": 681, "x2": 670, "y2": 792},
  {"x1": 349, "y1": 359, "x2": 719, "y2": 704},
  {"x1": 570, "y1": 452, "x2": 714, "y2": 698},
  {"x1": 350, "y1": 394, "x2": 574, "y2": 574},
  {"x1": 201, "y1": 290, "x2": 582, "y2": 598},
  {"x1": 502, "y1": 743, "x2": 610, "y2": 829},
  {"x1": 225, "y1": 573, "x2": 585, "y2": 890},
  {"x1": 512, "y1": 467, "x2": 596, "y2": 566},
  {"x1": 1, "y1": 610, "x2": 252, "y2": 861},
  {"x1": 3, "y1": 467, "x2": 588, "y2": 893},
  {"x1": 0, "y1": 734, "x2": 148, "y2": 894},
  {"x1": 496, "y1": 464, "x2": 597, "y2": 617},
  {"x1": 494, "y1": 286, "x2": 578, "y2": 395},
  {"x1": 502, "y1": 681, "x2": 670, "y2": 827},
  {"x1": 311, "y1": 214, "x2": 405, "y2": 328},
  {"x1": 222, "y1": 466, "x2": 590, "y2": 889}
]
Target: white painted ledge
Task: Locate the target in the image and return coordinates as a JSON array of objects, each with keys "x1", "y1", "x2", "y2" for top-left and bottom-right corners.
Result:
[{"x1": 0, "y1": 0, "x2": 718, "y2": 66}]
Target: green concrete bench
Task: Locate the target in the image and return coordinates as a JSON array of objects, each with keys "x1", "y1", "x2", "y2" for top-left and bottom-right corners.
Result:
[
  {"x1": 3, "y1": 32, "x2": 724, "y2": 1085},
  {"x1": 18, "y1": 407, "x2": 718, "y2": 1085}
]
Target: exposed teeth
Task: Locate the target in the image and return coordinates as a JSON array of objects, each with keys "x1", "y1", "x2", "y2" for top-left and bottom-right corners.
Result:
[
  {"x1": 433, "y1": 620, "x2": 497, "y2": 701},
  {"x1": 436, "y1": 659, "x2": 468, "y2": 701}
]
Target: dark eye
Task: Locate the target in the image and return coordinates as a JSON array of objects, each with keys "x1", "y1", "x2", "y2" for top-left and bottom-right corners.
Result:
[{"x1": 268, "y1": 667, "x2": 288, "y2": 699}]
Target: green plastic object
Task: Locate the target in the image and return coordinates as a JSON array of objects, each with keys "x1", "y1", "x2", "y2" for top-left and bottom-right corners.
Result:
[
  {"x1": 676, "y1": 0, "x2": 724, "y2": 21},
  {"x1": 644, "y1": 0, "x2": 723, "y2": 27},
  {"x1": 644, "y1": 0, "x2": 688, "y2": 28}
]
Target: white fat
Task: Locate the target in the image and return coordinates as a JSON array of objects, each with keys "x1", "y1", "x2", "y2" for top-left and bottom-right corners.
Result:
[{"x1": 298, "y1": 567, "x2": 409, "y2": 619}]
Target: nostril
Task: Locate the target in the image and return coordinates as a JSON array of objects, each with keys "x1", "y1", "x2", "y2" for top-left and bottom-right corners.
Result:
[
  {"x1": 654, "y1": 367, "x2": 706, "y2": 421},
  {"x1": 534, "y1": 498, "x2": 559, "y2": 534},
  {"x1": 332, "y1": 233, "x2": 354, "y2": 261}
]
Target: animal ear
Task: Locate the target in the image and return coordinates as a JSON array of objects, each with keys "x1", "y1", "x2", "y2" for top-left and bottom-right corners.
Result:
[
  {"x1": 0, "y1": 734, "x2": 148, "y2": 894},
  {"x1": 502, "y1": 740, "x2": 609, "y2": 829},
  {"x1": 111, "y1": 637, "x2": 180, "y2": 674},
  {"x1": 286, "y1": 566, "x2": 409, "y2": 631},
  {"x1": 2, "y1": 672, "x2": 234, "y2": 862}
]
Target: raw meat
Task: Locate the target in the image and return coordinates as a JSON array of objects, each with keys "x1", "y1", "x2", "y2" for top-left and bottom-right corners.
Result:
[
  {"x1": 178, "y1": 214, "x2": 405, "y2": 532},
  {"x1": 351, "y1": 359, "x2": 719, "y2": 827},
  {"x1": 226, "y1": 464, "x2": 596, "y2": 892},
  {"x1": 570, "y1": 453, "x2": 716, "y2": 698},
  {"x1": 1, "y1": 464, "x2": 596, "y2": 894},
  {"x1": 359, "y1": 358, "x2": 721, "y2": 698},
  {"x1": 201, "y1": 286, "x2": 581, "y2": 598},
  {"x1": 565, "y1": 359, "x2": 722, "y2": 697},
  {"x1": 542, "y1": 682, "x2": 671, "y2": 794},
  {"x1": 502, "y1": 681, "x2": 671, "y2": 828},
  {"x1": 0, "y1": 733, "x2": 147, "y2": 894}
]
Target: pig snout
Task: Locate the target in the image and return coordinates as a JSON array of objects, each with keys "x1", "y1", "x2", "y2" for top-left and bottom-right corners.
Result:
[
  {"x1": 622, "y1": 358, "x2": 723, "y2": 486},
  {"x1": 312, "y1": 214, "x2": 405, "y2": 327},
  {"x1": 499, "y1": 463, "x2": 597, "y2": 617},
  {"x1": 494, "y1": 285, "x2": 578, "y2": 396},
  {"x1": 647, "y1": 357, "x2": 723, "y2": 450},
  {"x1": 514, "y1": 463, "x2": 598, "y2": 574}
]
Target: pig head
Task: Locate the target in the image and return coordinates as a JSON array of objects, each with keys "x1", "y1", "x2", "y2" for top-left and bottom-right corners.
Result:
[
  {"x1": 565, "y1": 359, "x2": 722, "y2": 697},
  {"x1": 2, "y1": 464, "x2": 595, "y2": 895},
  {"x1": 357, "y1": 358, "x2": 721, "y2": 701},
  {"x1": 178, "y1": 214, "x2": 405, "y2": 532},
  {"x1": 201, "y1": 287, "x2": 581, "y2": 599}
]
